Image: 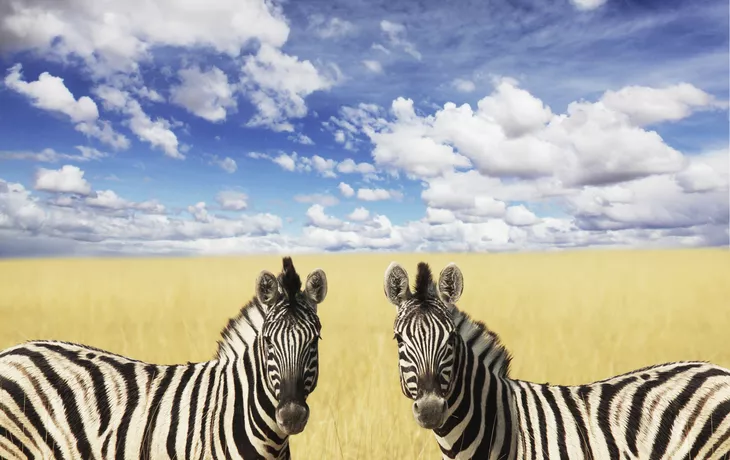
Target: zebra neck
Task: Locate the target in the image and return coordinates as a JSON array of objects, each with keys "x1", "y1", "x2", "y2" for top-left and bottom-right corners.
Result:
[
  {"x1": 212, "y1": 299, "x2": 291, "y2": 457},
  {"x1": 432, "y1": 310, "x2": 519, "y2": 459}
]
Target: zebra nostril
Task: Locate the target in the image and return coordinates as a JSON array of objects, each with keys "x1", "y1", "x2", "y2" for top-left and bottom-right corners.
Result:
[{"x1": 414, "y1": 402, "x2": 419, "y2": 410}]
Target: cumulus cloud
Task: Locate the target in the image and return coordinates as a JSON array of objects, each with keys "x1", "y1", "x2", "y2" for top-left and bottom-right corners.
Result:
[
  {"x1": 674, "y1": 149, "x2": 729, "y2": 193},
  {"x1": 248, "y1": 151, "x2": 376, "y2": 179},
  {"x1": 0, "y1": 0, "x2": 290, "y2": 77},
  {"x1": 209, "y1": 156, "x2": 237, "y2": 173},
  {"x1": 600, "y1": 83, "x2": 726, "y2": 126},
  {"x1": 338, "y1": 182, "x2": 355, "y2": 198},
  {"x1": 34, "y1": 165, "x2": 92, "y2": 195},
  {"x1": 2, "y1": 146, "x2": 727, "y2": 256},
  {"x1": 288, "y1": 133, "x2": 315, "y2": 145},
  {"x1": 504, "y1": 205, "x2": 540, "y2": 226},
  {"x1": 85, "y1": 190, "x2": 165, "y2": 214},
  {"x1": 170, "y1": 66, "x2": 238, "y2": 122},
  {"x1": 306, "y1": 204, "x2": 342, "y2": 229},
  {"x1": 94, "y1": 85, "x2": 184, "y2": 159},
  {"x1": 4, "y1": 64, "x2": 98, "y2": 123},
  {"x1": 241, "y1": 44, "x2": 341, "y2": 132},
  {"x1": 357, "y1": 188, "x2": 402, "y2": 201},
  {"x1": 216, "y1": 191, "x2": 249, "y2": 210},
  {"x1": 4, "y1": 64, "x2": 130, "y2": 149},
  {"x1": 348, "y1": 207, "x2": 370, "y2": 221},
  {"x1": 340, "y1": 78, "x2": 699, "y2": 187},
  {"x1": 1, "y1": 0, "x2": 339, "y2": 143}
]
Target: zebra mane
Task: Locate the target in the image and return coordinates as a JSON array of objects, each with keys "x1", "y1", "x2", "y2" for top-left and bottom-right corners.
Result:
[
  {"x1": 215, "y1": 297, "x2": 265, "y2": 360},
  {"x1": 413, "y1": 262, "x2": 434, "y2": 303},
  {"x1": 278, "y1": 256, "x2": 302, "y2": 304},
  {"x1": 454, "y1": 308, "x2": 513, "y2": 378}
]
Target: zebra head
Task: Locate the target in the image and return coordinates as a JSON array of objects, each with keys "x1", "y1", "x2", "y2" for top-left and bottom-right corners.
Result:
[
  {"x1": 255, "y1": 257, "x2": 328, "y2": 436},
  {"x1": 383, "y1": 260, "x2": 464, "y2": 430}
]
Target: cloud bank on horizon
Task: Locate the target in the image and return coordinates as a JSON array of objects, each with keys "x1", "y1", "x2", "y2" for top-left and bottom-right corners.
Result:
[{"x1": 0, "y1": 0, "x2": 728, "y2": 257}]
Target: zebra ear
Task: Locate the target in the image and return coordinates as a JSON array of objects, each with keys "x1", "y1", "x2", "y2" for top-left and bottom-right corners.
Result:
[
  {"x1": 305, "y1": 269, "x2": 328, "y2": 305},
  {"x1": 384, "y1": 262, "x2": 411, "y2": 307},
  {"x1": 438, "y1": 263, "x2": 463, "y2": 305},
  {"x1": 256, "y1": 270, "x2": 280, "y2": 308}
]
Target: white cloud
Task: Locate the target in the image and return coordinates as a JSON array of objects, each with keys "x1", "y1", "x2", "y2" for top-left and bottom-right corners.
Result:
[
  {"x1": 1, "y1": 0, "x2": 337, "y2": 140},
  {"x1": 363, "y1": 60, "x2": 383, "y2": 74},
  {"x1": 74, "y1": 120, "x2": 130, "y2": 150},
  {"x1": 379, "y1": 20, "x2": 421, "y2": 60},
  {"x1": 357, "y1": 188, "x2": 401, "y2": 201},
  {"x1": 85, "y1": 190, "x2": 165, "y2": 214},
  {"x1": 216, "y1": 191, "x2": 249, "y2": 211},
  {"x1": 425, "y1": 207, "x2": 456, "y2": 225},
  {"x1": 211, "y1": 156, "x2": 237, "y2": 173},
  {"x1": 504, "y1": 205, "x2": 540, "y2": 226},
  {"x1": 570, "y1": 0, "x2": 607, "y2": 11},
  {"x1": 249, "y1": 151, "x2": 377, "y2": 179},
  {"x1": 34, "y1": 165, "x2": 92, "y2": 195},
  {"x1": 452, "y1": 78, "x2": 476, "y2": 93},
  {"x1": 4, "y1": 64, "x2": 99, "y2": 123},
  {"x1": 308, "y1": 15, "x2": 356, "y2": 39},
  {"x1": 2, "y1": 145, "x2": 728, "y2": 256},
  {"x1": 309, "y1": 155, "x2": 338, "y2": 178},
  {"x1": 600, "y1": 83, "x2": 726, "y2": 126},
  {"x1": 348, "y1": 207, "x2": 370, "y2": 221},
  {"x1": 306, "y1": 204, "x2": 342, "y2": 229},
  {"x1": 242, "y1": 44, "x2": 341, "y2": 132},
  {"x1": 94, "y1": 85, "x2": 184, "y2": 159},
  {"x1": 294, "y1": 193, "x2": 339, "y2": 207},
  {"x1": 0, "y1": 146, "x2": 108, "y2": 163},
  {"x1": 674, "y1": 149, "x2": 728, "y2": 193},
  {"x1": 288, "y1": 133, "x2": 315, "y2": 145},
  {"x1": 273, "y1": 152, "x2": 297, "y2": 171},
  {"x1": 336, "y1": 158, "x2": 377, "y2": 175},
  {"x1": 5, "y1": 64, "x2": 130, "y2": 150},
  {"x1": 170, "y1": 66, "x2": 237, "y2": 122},
  {"x1": 338, "y1": 182, "x2": 355, "y2": 198},
  {"x1": 0, "y1": 0, "x2": 290, "y2": 77},
  {"x1": 368, "y1": 97, "x2": 472, "y2": 177},
  {"x1": 346, "y1": 78, "x2": 693, "y2": 185}
]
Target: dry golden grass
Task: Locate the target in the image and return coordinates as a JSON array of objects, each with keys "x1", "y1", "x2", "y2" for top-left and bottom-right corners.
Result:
[{"x1": 1, "y1": 248, "x2": 729, "y2": 459}]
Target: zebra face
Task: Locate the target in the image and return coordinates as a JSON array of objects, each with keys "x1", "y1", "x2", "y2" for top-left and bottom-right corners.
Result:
[
  {"x1": 255, "y1": 260, "x2": 328, "y2": 436},
  {"x1": 384, "y1": 261, "x2": 464, "y2": 430}
]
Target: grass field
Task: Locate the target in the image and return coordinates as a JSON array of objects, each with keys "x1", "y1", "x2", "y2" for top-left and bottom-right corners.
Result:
[{"x1": 1, "y1": 248, "x2": 729, "y2": 459}]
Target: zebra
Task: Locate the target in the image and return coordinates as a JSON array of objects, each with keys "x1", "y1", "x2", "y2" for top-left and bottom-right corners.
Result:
[
  {"x1": 0, "y1": 256, "x2": 328, "y2": 460},
  {"x1": 383, "y1": 260, "x2": 730, "y2": 460}
]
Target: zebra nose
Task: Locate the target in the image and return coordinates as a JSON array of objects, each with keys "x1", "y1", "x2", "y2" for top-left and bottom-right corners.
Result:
[
  {"x1": 276, "y1": 401, "x2": 310, "y2": 435},
  {"x1": 413, "y1": 394, "x2": 448, "y2": 430}
]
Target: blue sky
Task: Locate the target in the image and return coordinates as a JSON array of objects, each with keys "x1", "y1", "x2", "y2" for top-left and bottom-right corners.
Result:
[{"x1": 0, "y1": 0, "x2": 727, "y2": 257}]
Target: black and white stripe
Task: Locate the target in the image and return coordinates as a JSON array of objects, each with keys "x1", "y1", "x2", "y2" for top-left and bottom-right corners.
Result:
[
  {"x1": 384, "y1": 261, "x2": 730, "y2": 460},
  {"x1": 0, "y1": 256, "x2": 328, "y2": 460}
]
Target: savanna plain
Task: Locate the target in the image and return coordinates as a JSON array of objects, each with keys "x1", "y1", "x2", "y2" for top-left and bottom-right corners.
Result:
[{"x1": 0, "y1": 249, "x2": 729, "y2": 459}]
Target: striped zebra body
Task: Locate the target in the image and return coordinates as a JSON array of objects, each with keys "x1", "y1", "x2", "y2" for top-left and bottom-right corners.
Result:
[
  {"x1": 0, "y1": 257, "x2": 329, "y2": 460},
  {"x1": 383, "y1": 261, "x2": 730, "y2": 460}
]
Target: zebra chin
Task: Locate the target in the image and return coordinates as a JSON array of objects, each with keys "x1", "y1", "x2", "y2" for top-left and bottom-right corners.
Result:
[
  {"x1": 412, "y1": 393, "x2": 448, "y2": 430},
  {"x1": 275, "y1": 400, "x2": 310, "y2": 435}
]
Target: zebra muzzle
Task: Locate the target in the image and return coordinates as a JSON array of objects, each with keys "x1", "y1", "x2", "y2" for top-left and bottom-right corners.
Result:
[
  {"x1": 412, "y1": 393, "x2": 448, "y2": 430},
  {"x1": 276, "y1": 401, "x2": 310, "y2": 435}
]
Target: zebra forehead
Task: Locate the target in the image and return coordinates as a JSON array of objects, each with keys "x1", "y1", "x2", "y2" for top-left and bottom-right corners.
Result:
[
  {"x1": 395, "y1": 302, "x2": 454, "y2": 334},
  {"x1": 262, "y1": 303, "x2": 321, "y2": 336}
]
